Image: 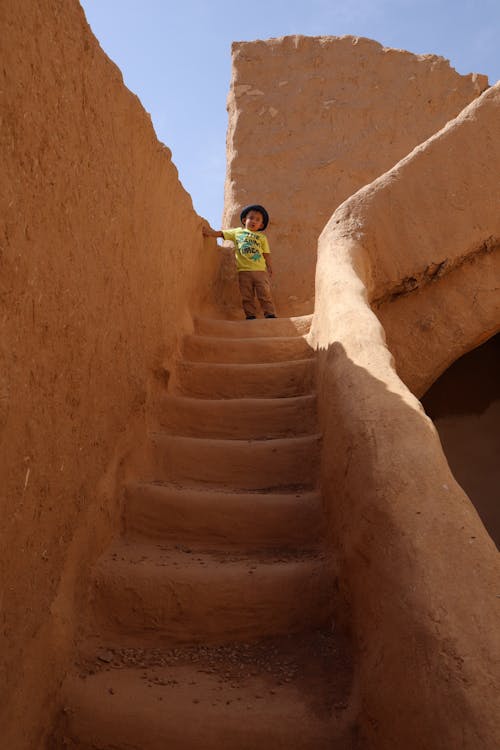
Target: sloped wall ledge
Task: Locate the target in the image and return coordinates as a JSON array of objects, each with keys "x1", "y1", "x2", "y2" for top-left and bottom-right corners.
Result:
[{"x1": 309, "y1": 84, "x2": 500, "y2": 748}]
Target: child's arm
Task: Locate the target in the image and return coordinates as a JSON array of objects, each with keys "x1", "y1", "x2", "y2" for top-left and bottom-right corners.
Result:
[
  {"x1": 202, "y1": 224, "x2": 224, "y2": 238},
  {"x1": 265, "y1": 254, "x2": 273, "y2": 276}
]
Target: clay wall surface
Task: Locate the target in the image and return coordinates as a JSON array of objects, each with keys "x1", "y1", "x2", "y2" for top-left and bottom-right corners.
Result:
[
  {"x1": 309, "y1": 83, "x2": 500, "y2": 748},
  {"x1": 366, "y1": 84, "x2": 500, "y2": 396},
  {"x1": 222, "y1": 35, "x2": 487, "y2": 315},
  {"x1": 422, "y1": 335, "x2": 500, "y2": 548},
  {"x1": 0, "y1": 2, "x2": 216, "y2": 747}
]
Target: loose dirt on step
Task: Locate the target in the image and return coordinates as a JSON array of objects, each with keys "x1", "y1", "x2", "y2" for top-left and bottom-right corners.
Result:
[{"x1": 77, "y1": 629, "x2": 353, "y2": 719}]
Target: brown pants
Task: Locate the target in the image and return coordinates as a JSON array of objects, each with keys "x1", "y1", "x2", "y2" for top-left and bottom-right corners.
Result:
[{"x1": 238, "y1": 271, "x2": 275, "y2": 318}]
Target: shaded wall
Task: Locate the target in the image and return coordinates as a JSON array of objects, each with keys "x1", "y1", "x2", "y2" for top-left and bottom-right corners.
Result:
[
  {"x1": 310, "y1": 83, "x2": 500, "y2": 748},
  {"x1": 222, "y1": 35, "x2": 487, "y2": 315},
  {"x1": 0, "y1": 2, "x2": 217, "y2": 747},
  {"x1": 422, "y1": 334, "x2": 500, "y2": 548}
]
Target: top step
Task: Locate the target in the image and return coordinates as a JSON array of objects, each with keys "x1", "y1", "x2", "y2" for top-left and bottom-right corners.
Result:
[{"x1": 194, "y1": 315, "x2": 312, "y2": 339}]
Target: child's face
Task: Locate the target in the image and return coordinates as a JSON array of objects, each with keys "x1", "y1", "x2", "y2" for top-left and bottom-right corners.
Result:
[{"x1": 243, "y1": 210, "x2": 265, "y2": 232}]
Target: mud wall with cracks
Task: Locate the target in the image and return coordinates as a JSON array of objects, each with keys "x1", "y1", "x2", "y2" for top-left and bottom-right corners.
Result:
[
  {"x1": 222, "y1": 34, "x2": 487, "y2": 316},
  {"x1": 0, "y1": 2, "x2": 217, "y2": 747},
  {"x1": 362, "y1": 85, "x2": 500, "y2": 396},
  {"x1": 309, "y1": 83, "x2": 500, "y2": 748}
]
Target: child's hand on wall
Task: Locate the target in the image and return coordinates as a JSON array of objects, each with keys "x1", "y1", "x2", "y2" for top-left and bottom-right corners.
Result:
[{"x1": 202, "y1": 223, "x2": 223, "y2": 238}]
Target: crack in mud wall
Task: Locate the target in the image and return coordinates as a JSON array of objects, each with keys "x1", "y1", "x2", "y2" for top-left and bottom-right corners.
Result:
[
  {"x1": 372, "y1": 237, "x2": 499, "y2": 307},
  {"x1": 377, "y1": 245, "x2": 500, "y2": 396}
]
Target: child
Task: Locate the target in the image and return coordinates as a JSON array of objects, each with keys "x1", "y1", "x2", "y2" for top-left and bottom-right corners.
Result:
[{"x1": 202, "y1": 204, "x2": 277, "y2": 320}]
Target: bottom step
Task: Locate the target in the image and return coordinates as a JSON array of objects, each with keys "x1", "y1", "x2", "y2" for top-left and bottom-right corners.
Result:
[{"x1": 54, "y1": 632, "x2": 355, "y2": 749}]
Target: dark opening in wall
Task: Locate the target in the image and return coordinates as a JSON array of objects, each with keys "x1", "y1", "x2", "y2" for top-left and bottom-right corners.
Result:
[{"x1": 422, "y1": 333, "x2": 500, "y2": 548}]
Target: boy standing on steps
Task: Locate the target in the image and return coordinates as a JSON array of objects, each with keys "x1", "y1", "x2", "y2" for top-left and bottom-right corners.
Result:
[{"x1": 202, "y1": 204, "x2": 277, "y2": 320}]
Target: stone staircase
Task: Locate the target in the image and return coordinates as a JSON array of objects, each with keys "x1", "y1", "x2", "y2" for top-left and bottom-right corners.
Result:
[{"x1": 53, "y1": 316, "x2": 354, "y2": 749}]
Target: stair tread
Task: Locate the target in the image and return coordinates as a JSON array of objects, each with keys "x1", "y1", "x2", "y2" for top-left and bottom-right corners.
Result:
[
  {"x1": 158, "y1": 393, "x2": 318, "y2": 438},
  {"x1": 131, "y1": 480, "x2": 321, "y2": 498},
  {"x1": 124, "y1": 481, "x2": 324, "y2": 550},
  {"x1": 148, "y1": 433, "x2": 321, "y2": 490},
  {"x1": 175, "y1": 358, "x2": 314, "y2": 399},
  {"x1": 61, "y1": 630, "x2": 353, "y2": 750},
  {"x1": 182, "y1": 334, "x2": 314, "y2": 364},
  {"x1": 194, "y1": 315, "x2": 313, "y2": 340},
  {"x1": 179, "y1": 358, "x2": 314, "y2": 369},
  {"x1": 186, "y1": 334, "x2": 312, "y2": 344},
  {"x1": 162, "y1": 393, "x2": 317, "y2": 406},
  {"x1": 91, "y1": 541, "x2": 334, "y2": 644},
  {"x1": 99, "y1": 539, "x2": 326, "y2": 567},
  {"x1": 151, "y1": 432, "x2": 322, "y2": 445}
]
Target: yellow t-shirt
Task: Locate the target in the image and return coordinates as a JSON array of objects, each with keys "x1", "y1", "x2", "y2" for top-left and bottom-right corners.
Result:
[{"x1": 222, "y1": 228, "x2": 270, "y2": 272}]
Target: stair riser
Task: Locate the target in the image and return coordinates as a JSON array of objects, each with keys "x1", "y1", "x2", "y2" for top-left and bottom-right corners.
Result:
[
  {"x1": 194, "y1": 315, "x2": 312, "y2": 339},
  {"x1": 149, "y1": 435, "x2": 320, "y2": 489},
  {"x1": 91, "y1": 558, "x2": 335, "y2": 643},
  {"x1": 176, "y1": 360, "x2": 315, "y2": 399},
  {"x1": 158, "y1": 395, "x2": 318, "y2": 439},
  {"x1": 124, "y1": 484, "x2": 324, "y2": 549},
  {"x1": 55, "y1": 723, "x2": 343, "y2": 750},
  {"x1": 183, "y1": 335, "x2": 313, "y2": 364}
]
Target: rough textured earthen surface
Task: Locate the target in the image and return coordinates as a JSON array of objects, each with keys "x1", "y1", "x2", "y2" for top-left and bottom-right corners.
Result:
[
  {"x1": 221, "y1": 35, "x2": 488, "y2": 315},
  {"x1": 0, "y1": 2, "x2": 216, "y2": 747},
  {"x1": 422, "y1": 335, "x2": 500, "y2": 548},
  {"x1": 3, "y1": 4, "x2": 499, "y2": 747},
  {"x1": 51, "y1": 315, "x2": 356, "y2": 750},
  {"x1": 310, "y1": 83, "x2": 500, "y2": 748},
  {"x1": 362, "y1": 85, "x2": 500, "y2": 396}
]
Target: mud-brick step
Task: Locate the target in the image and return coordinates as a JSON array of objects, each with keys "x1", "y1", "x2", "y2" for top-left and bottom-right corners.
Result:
[
  {"x1": 90, "y1": 541, "x2": 335, "y2": 643},
  {"x1": 158, "y1": 394, "x2": 318, "y2": 439},
  {"x1": 149, "y1": 433, "x2": 321, "y2": 490},
  {"x1": 175, "y1": 359, "x2": 315, "y2": 399},
  {"x1": 124, "y1": 483, "x2": 325, "y2": 551},
  {"x1": 56, "y1": 631, "x2": 354, "y2": 749},
  {"x1": 182, "y1": 334, "x2": 314, "y2": 364},
  {"x1": 194, "y1": 314, "x2": 312, "y2": 339}
]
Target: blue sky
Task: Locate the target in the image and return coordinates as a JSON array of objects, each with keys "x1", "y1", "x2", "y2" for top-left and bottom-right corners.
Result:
[{"x1": 80, "y1": 0, "x2": 500, "y2": 228}]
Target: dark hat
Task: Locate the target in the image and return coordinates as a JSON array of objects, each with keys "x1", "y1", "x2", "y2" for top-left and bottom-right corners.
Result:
[{"x1": 240, "y1": 204, "x2": 269, "y2": 230}]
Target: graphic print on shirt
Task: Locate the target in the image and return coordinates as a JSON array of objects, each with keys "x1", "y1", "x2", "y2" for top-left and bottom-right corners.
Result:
[{"x1": 239, "y1": 231, "x2": 262, "y2": 261}]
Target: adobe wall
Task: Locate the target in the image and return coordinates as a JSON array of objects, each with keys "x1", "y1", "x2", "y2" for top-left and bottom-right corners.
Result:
[
  {"x1": 422, "y1": 335, "x2": 500, "y2": 548},
  {"x1": 310, "y1": 83, "x2": 500, "y2": 748},
  {"x1": 221, "y1": 35, "x2": 487, "y2": 316},
  {"x1": 365, "y1": 84, "x2": 500, "y2": 395},
  {"x1": 0, "y1": 2, "x2": 217, "y2": 747}
]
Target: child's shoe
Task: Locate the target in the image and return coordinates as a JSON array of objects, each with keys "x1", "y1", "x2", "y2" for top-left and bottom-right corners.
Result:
[
  {"x1": 246, "y1": 315, "x2": 256, "y2": 320},
  {"x1": 264, "y1": 313, "x2": 276, "y2": 318}
]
